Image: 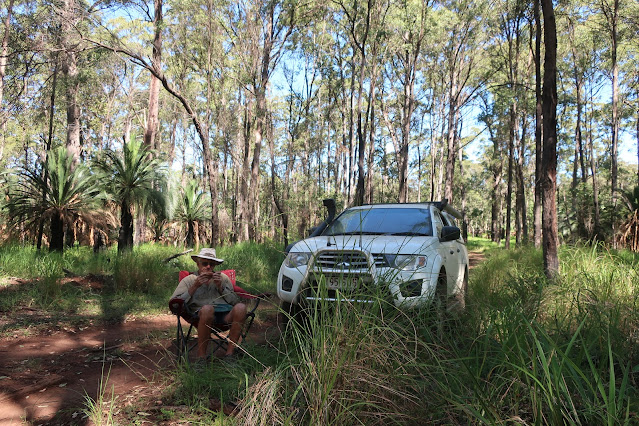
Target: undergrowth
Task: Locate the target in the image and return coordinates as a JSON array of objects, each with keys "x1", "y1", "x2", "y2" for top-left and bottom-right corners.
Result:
[{"x1": 176, "y1": 242, "x2": 639, "y2": 425}]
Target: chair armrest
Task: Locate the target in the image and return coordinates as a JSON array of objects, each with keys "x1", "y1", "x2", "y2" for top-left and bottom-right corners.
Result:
[{"x1": 169, "y1": 297, "x2": 187, "y2": 316}]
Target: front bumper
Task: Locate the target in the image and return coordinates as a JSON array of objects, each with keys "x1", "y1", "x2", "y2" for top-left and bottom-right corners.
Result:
[{"x1": 277, "y1": 250, "x2": 439, "y2": 309}]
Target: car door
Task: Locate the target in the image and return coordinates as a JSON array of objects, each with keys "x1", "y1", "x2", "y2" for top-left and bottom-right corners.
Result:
[{"x1": 436, "y1": 211, "x2": 465, "y2": 292}]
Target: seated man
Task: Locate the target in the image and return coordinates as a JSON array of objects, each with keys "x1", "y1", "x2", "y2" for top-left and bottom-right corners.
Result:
[{"x1": 171, "y1": 247, "x2": 247, "y2": 360}]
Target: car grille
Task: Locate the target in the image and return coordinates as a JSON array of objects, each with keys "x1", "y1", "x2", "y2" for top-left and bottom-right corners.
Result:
[
  {"x1": 312, "y1": 250, "x2": 389, "y2": 270},
  {"x1": 306, "y1": 249, "x2": 388, "y2": 303},
  {"x1": 314, "y1": 250, "x2": 370, "y2": 270}
]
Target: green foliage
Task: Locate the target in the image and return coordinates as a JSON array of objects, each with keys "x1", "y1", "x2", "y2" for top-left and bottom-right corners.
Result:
[
  {"x1": 175, "y1": 179, "x2": 210, "y2": 247},
  {"x1": 93, "y1": 138, "x2": 168, "y2": 252},
  {"x1": 214, "y1": 241, "x2": 285, "y2": 293},
  {"x1": 3, "y1": 147, "x2": 112, "y2": 251}
]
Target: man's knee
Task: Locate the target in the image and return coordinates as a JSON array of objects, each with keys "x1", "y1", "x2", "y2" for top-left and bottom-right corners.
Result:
[
  {"x1": 199, "y1": 305, "x2": 215, "y2": 323},
  {"x1": 232, "y1": 303, "x2": 247, "y2": 320}
]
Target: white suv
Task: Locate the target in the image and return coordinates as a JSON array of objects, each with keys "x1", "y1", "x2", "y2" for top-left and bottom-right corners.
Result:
[{"x1": 277, "y1": 201, "x2": 469, "y2": 312}]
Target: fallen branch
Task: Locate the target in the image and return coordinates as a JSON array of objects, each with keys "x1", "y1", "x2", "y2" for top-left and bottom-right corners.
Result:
[{"x1": 163, "y1": 249, "x2": 193, "y2": 263}]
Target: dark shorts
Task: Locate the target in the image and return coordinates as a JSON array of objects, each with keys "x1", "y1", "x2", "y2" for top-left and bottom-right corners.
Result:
[
  {"x1": 214, "y1": 310, "x2": 230, "y2": 324},
  {"x1": 190, "y1": 304, "x2": 233, "y2": 325}
]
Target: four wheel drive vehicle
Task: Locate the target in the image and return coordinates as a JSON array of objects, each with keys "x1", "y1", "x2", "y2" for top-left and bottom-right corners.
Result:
[{"x1": 277, "y1": 200, "x2": 469, "y2": 312}]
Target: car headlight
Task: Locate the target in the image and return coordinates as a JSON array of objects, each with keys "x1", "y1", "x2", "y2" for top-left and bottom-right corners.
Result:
[
  {"x1": 284, "y1": 252, "x2": 311, "y2": 268},
  {"x1": 391, "y1": 255, "x2": 427, "y2": 271}
]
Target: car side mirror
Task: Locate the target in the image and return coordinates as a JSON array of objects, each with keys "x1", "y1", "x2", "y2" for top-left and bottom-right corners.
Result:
[{"x1": 440, "y1": 226, "x2": 461, "y2": 242}]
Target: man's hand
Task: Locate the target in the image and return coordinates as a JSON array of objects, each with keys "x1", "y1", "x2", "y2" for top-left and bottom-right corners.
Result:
[
  {"x1": 210, "y1": 271, "x2": 223, "y2": 289},
  {"x1": 188, "y1": 270, "x2": 223, "y2": 296},
  {"x1": 189, "y1": 272, "x2": 213, "y2": 296}
]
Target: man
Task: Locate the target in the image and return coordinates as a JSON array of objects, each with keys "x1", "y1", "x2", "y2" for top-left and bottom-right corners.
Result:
[{"x1": 171, "y1": 247, "x2": 247, "y2": 360}]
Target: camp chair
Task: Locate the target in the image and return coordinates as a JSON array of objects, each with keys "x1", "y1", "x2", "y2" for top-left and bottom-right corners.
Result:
[{"x1": 168, "y1": 269, "x2": 262, "y2": 362}]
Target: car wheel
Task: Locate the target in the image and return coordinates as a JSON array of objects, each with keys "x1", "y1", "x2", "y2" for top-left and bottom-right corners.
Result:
[
  {"x1": 278, "y1": 300, "x2": 307, "y2": 328},
  {"x1": 450, "y1": 268, "x2": 468, "y2": 312},
  {"x1": 434, "y1": 269, "x2": 448, "y2": 312}
]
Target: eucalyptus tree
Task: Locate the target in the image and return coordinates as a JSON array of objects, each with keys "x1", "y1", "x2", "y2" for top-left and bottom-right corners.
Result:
[
  {"x1": 436, "y1": 0, "x2": 493, "y2": 205},
  {"x1": 488, "y1": 0, "x2": 529, "y2": 249},
  {"x1": 541, "y1": 0, "x2": 559, "y2": 279},
  {"x1": 595, "y1": 0, "x2": 622, "y2": 212},
  {"x1": 93, "y1": 138, "x2": 167, "y2": 252},
  {"x1": 0, "y1": 0, "x2": 14, "y2": 139},
  {"x1": 329, "y1": 0, "x2": 390, "y2": 206},
  {"x1": 4, "y1": 146, "x2": 111, "y2": 252},
  {"x1": 57, "y1": 0, "x2": 86, "y2": 165},
  {"x1": 381, "y1": 0, "x2": 429, "y2": 203},
  {"x1": 225, "y1": 0, "x2": 299, "y2": 240},
  {"x1": 143, "y1": 0, "x2": 163, "y2": 152}
]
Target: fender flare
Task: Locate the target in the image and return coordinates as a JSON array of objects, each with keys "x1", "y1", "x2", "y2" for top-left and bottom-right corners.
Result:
[{"x1": 427, "y1": 255, "x2": 445, "y2": 296}]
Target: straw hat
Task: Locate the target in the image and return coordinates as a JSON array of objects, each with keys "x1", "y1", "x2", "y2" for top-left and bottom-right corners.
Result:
[{"x1": 190, "y1": 247, "x2": 224, "y2": 263}]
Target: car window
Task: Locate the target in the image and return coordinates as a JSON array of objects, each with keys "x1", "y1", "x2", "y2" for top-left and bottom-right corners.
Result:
[
  {"x1": 441, "y1": 212, "x2": 458, "y2": 228},
  {"x1": 324, "y1": 207, "x2": 433, "y2": 236},
  {"x1": 432, "y1": 210, "x2": 444, "y2": 236}
]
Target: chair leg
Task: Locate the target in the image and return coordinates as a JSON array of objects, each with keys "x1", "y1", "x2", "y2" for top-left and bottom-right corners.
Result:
[{"x1": 175, "y1": 316, "x2": 197, "y2": 362}]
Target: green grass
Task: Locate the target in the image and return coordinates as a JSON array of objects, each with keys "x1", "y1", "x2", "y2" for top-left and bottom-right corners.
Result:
[
  {"x1": 0, "y1": 242, "x2": 282, "y2": 332},
  {"x1": 169, "y1": 240, "x2": 639, "y2": 425},
  {"x1": 3, "y1": 239, "x2": 638, "y2": 424}
]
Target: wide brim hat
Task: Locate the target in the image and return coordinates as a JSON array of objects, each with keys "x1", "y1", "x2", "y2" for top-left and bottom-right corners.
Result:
[{"x1": 191, "y1": 247, "x2": 224, "y2": 264}]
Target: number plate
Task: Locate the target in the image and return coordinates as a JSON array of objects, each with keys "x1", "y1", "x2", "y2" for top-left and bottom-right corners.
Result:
[{"x1": 328, "y1": 275, "x2": 360, "y2": 289}]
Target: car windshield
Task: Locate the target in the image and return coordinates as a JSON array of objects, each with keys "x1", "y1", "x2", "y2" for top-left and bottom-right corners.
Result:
[{"x1": 323, "y1": 207, "x2": 433, "y2": 237}]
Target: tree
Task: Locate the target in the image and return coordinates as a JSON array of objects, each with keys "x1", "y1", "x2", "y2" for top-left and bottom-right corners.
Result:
[
  {"x1": 541, "y1": 0, "x2": 559, "y2": 279},
  {"x1": 5, "y1": 146, "x2": 110, "y2": 252},
  {"x1": 176, "y1": 179, "x2": 210, "y2": 248},
  {"x1": 94, "y1": 139, "x2": 166, "y2": 252}
]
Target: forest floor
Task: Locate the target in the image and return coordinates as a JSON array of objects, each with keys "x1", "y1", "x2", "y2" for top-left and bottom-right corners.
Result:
[{"x1": 0, "y1": 250, "x2": 486, "y2": 425}]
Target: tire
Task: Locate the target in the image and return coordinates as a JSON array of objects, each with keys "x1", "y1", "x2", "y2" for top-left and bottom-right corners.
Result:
[
  {"x1": 434, "y1": 269, "x2": 448, "y2": 312},
  {"x1": 450, "y1": 268, "x2": 468, "y2": 312},
  {"x1": 278, "y1": 300, "x2": 307, "y2": 328}
]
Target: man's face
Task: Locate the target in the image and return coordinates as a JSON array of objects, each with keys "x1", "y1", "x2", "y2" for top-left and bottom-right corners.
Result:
[{"x1": 196, "y1": 258, "x2": 220, "y2": 274}]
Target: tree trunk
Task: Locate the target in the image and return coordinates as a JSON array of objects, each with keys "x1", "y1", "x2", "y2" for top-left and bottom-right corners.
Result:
[
  {"x1": 37, "y1": 59, "x2": 58, "y2": 250},
  {"x1": 186, "y1": 220, "x2": 195, "y2": 247},
  {"x1": 516, "y1": 115, "x2": 528, "y2": 245},
  {"x1": 144, "y1": 0, "x2": 162, "y2": 151},
  {"x1": 118, "y1": 201, "x2": 134, "y2": 252},
  {"x1": 49, "y1": 213, "x2": 64, "y2": 252},
  {"x1": 505, "y1": 103, "x2": 516, "y2": 249},
  {"x1": 541, "y1": 0, "x2": 559, "y2": 280},
  {"x1": 61, "y1": 0, "x2": 81, "y2": 165},
  {"x1": 444, "y1": 82, "x2": 459, "y2": 204},
  {"x1": 588, "y1": 101, "x2": 601, "y2": 238},
  {"x1": 238, "y1": 94, "x2": 251, "y2": 242},
  {"x1": 0, "y1": 0, "x2": 14, "y2": 151},
  {"x1": 609, "y1": 0, "x2": 619, "y2": 215},
  {"x1": 533, "y1": 0, "x2": 543, "y2": 249}
]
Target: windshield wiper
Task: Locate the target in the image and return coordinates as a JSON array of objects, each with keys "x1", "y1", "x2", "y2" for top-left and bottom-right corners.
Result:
[{"x1": 388, "y1": 232, "x2": 431, "y2": 236}]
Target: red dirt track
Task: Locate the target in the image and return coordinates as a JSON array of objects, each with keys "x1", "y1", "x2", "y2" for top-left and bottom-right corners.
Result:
[{"x1": 0, "y1": 312, "x2": 177, "y2": 425}]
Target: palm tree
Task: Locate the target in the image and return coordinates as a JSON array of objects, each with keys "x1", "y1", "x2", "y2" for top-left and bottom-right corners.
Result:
[
  {"x1": 5, "y1": 147, "x2": 111, "y2": 252},
  {"x1": 94, "y1": 139, "x2": 167, "y2": 252},
  {"x1": 615, "y1": 186, "x2": 639, "y2": 252},
  {"x1": 175, "y1": 179, "x2": 210, "y2": 248}
]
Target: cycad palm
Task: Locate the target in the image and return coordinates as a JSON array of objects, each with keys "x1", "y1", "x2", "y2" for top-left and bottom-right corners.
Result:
[
  {"x1": 94, "y1": 139, "x2": 167, "y2": 252},
  {"x1": 5, "y1": 147, "x2": 109, "y2": 252},
  {"x1": 176, "y1": 179, "x2": 210, "y2": 248}
]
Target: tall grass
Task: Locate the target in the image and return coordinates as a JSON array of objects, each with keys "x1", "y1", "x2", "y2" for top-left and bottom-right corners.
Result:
[
  {"x1": 0, "y1": 242, "x2": 282, "y2": 325},
  {"x1": 222, "y1": 242, "x2": 639, "y2": 425}
]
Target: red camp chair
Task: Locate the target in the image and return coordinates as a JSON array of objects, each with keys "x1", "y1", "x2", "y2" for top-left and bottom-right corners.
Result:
[{"x1": 168, "y1": 269, "x2": 262, "y2": 361}]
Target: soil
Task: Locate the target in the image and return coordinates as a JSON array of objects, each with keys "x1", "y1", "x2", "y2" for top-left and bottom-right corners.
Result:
[
  {"x1": 1, "y1": 253, "x2": 486, "y2": 425},
  {"x1": 0, "y1": 276, "x2": 281, "y2": 426}
]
